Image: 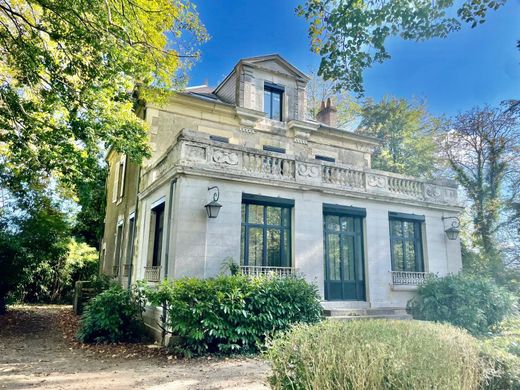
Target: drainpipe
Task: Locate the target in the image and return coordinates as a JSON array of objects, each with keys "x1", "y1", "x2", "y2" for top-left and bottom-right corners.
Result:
[
  {"x1": 163, "y1": 179, "x2": 177, "y2": 280},
  {"x1": 127, "y1": 165, "x2": 142, "y2": 290}
]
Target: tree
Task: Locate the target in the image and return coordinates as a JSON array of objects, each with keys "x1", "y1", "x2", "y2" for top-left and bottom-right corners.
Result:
[
  {"x1": 296, "y1": 0, "x2": 506, "y2": 93},
  {"x1": 442, "y1": 103, "x2": 520, "y2": 273},
  {"x1": 0, "y1": 0, "x2": 207, "y2": 197},
  {"x1": 356, "y1": 97, "x2": 441, "y2": 178},
  {"x1": 306, "y1": 70, "x2": 360, "y2": 129}
]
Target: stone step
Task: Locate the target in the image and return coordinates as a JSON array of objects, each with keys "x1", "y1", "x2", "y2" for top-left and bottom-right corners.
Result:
[
  {"x1": 326, "y1": 314, "x2": 413, "y2": 321},
  {"x1": 323, "y1": 307, "x2": 408, "y2": 317}
]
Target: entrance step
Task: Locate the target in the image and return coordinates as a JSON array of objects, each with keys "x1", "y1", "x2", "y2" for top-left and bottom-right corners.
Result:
[{"x1": 323, "y1": 307, "x2": 412, "y2": 321}]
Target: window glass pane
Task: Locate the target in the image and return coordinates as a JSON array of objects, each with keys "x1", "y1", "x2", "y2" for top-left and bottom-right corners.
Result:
[
  {"x1": 403, "y1": 221, "x2": 415, "y2": 239},
  {"x1": 240, "y1": 225, "x2": 245, "y2": 266},
  {"x1": 267, "y1": 206, "x2": 281, "y2": 226},
  {"x1": 340, "y1": 217, "x2": 354, "y2": 233},
  {"x1": 248, "y1": 204, "x2": 264, "y2": 224},
  {"x1": 282, "y1": 229, "x2": 290, "y2": 267},
  {"x1": 241, "y1": 204, "x2": 246, "y2": 223},
  {"x1": 267, "y1": 229, "x2": 281, "y2": 267},
  {"x1": 327, "y1": 234, "x2": 341, "y2": 281},
  {"x1": 391, "y1": 240, "x2": 404, "y2": 271},
  {"x1": 390, "y1": 220, "x2": 403, "y2": 237},
  {"x1": 342, "y1": 236, "x2": 355, "y2": 281},
  {"x1": 264, "y1": 90, "x2": 272, "y2": 118},
  {"x1": 404, "y1": 240, "x2": 417, "y2": 271},
  {"x1": 355, "y1": 231, "x2": 364, "y2": 281},
  {"x1": 272, "y1": 91, "x2": 281, "y2": 120},
  {"x1": 248, "y1": 227, "x2": 264, "y2": 266},
  {"x1": 282, "y1": 208, "x2": 291, "y2": 227},
  {"x1": 325, "y1": 215, "x2": 340, "y2": 232}
]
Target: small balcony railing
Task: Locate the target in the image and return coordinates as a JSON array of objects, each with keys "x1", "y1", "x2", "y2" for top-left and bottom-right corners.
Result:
[
  {"x1": 391, "y1": 271, "x2": 432, "y2": 286},
  {"x1": 122, "y1": 264, "x2": 131, "y2": 277},
  {"x1": 112, "y1": 265, "x2": 120, "y2": 277},
  {"x1": 240, "y1": 265, "x2": 296, "y2": 277},
  {"x1": 144, "y1": 266, "x2": 161, "y2": 282}
]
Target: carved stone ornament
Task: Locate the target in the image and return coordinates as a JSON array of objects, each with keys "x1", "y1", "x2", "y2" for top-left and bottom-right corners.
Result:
[
  {"x1": 297, "y1": 163, "x2": 320, "y2": 178},
  {"x1": 294, "y1": 137, "x2": 308, "y2": 145},
  {"x1": 185, "y1": 145, "x2": 206, "y2": 162},
  {"x1": 425, "y1": 184, "x2": 442, "y2": 199},
  {"x1": 212, "y1": 149, "x2": 239, "y2": 165},
  {"x1": 367, "y1": 174, "x2": 386, "y2": 188},
  {"x1": 240, "y1": 127, "x2": 255, "y2": 134}
]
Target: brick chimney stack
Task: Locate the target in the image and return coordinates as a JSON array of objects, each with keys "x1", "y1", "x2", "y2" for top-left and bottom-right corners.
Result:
[{"x1": 316, "y1": 98, "x2": 337, "y2": 128}]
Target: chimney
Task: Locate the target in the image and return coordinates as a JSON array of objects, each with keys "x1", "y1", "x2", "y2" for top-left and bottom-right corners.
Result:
[{"x1": 316, "y1": 98, "x2": 337, "y2": 128}]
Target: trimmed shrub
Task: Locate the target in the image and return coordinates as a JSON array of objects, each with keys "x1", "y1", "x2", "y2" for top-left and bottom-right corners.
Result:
[
  {"x1": 479, "y1": 315, "x2": 520, "y2": 389},
  {"x1": 144, "y1": 275, "x2": 322, "y2": 355},
  {"x1": 77, "y1": 285, "x2": 145, "y2": 343},
  {"x1": 266, "y1": 320, "x2": 483, "y2": 390},
  {"x1": 480, "y1": 343, "x2": 520, "y2": 390},
  {"x1": 407, "y1": 273, "x2": 514, "y2": 335}
]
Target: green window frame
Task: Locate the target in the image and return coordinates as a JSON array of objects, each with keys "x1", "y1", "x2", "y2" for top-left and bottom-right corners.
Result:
[
  {"x1": 389, "y1": 212, "x2": 424, "y2": 272},
  {"x1": 240, "y1": 194, "x2": 293, "y2": 267}
]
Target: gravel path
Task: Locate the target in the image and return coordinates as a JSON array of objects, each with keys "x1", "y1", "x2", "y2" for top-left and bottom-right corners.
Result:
[{"x1": 0, "y1": 305, "x2": 270, "y2": 390}]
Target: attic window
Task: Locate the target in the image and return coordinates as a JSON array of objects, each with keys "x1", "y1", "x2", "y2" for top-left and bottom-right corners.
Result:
[
  {"x1": 210, "y1": 135, "x2": 229, "y2": 143},
  {"x1": 263, "y1": 145, "x2": 286, "y2": 154},
  {"x1": 315, "y1": 155, "x2": 335, "y2": 163},
  {"x1": 264, "y1": 83, "x2": 283, "y2": 121}
]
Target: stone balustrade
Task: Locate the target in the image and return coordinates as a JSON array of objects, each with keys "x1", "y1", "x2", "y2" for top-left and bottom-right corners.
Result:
[
  {"x1": 141, "y1": 131, "x2": 459, "y2": 207},
  {"x1": 391, "y1": 271, "x2": 432, "y2": 286},
  {"x1": 240, "y1": 265, "x2": 296, "y2": 277},
  {"x1": 144, "y1": 266, "x2": 161, "y2": 282}
]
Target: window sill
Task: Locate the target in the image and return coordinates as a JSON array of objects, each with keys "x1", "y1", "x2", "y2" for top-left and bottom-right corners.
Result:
[{"x1": 390, "y1": 284, "x2": 419, "y2": 292}]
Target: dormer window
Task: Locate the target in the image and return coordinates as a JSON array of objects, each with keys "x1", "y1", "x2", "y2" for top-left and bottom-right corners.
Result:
[{"x1": 264, "y1": 82, "x2": 283, "y2": 121}]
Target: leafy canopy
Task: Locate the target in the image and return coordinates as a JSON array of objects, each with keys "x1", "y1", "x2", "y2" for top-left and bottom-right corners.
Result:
[
  {"x1": 0, "y1": 0, "x2": 207, "y2": 196},
  {"x1": 356, "y1": 97, "x2": 441, "y2": 178},
  {"x1": 297, "y1": 0, "x2": 506, "y2": 93}
]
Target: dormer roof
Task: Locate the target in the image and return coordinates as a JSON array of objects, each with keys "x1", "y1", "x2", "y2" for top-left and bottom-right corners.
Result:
[{"x1": 214, "y1": 54, "x2": 309, "y2": 96}]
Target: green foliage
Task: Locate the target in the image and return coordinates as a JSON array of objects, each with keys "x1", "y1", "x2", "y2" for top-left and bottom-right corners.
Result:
[
  {"x1": 408, "y1": 274, "x2": 515, "y2": 335},
  {"x1": 266, "y1": 320, "x2": 483, "y2": 390},
  {"x1": 0, "y1": 0, "x2": 207, "y2": 201},
  {"x1": 357, "y1": 97, "x2": 441, "y2": 178},
  {"x1": 144, "y1": 275, "x2": 322, "y2": 356},
  {"x1": 77, "y1": 285, "x2": 145, "y2": 343},
  {"x1": 297, "y1": 0, "x2": 505, "y2": 93}
]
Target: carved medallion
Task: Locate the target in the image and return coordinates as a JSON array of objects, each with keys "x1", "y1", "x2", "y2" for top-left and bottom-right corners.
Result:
[
  {"x1": 367, "y1": 174, "x2": 386, "y2": 188},
  {"x1": 297, "y1": 164, "x2": 319, "y2": 178},
  {"x1": 212, "y1": 149, "x2": 239, "y2": 165}
]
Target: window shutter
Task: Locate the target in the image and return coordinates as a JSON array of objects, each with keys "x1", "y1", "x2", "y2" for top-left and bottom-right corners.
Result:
[
  {"x1": 112, "y1": 158, "x2": 119, "y2": 203},
  {"x1": 119, "y1": 154, "x2": 127, "y2": 198}
]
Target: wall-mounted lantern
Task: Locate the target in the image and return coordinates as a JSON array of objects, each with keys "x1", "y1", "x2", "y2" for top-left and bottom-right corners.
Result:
[
  {"x1": 205, "y1": 186, "x2": 222, "y2": 218},
  {"x1": 442, "y1": 216, "x2": 460, "y2": 240}
]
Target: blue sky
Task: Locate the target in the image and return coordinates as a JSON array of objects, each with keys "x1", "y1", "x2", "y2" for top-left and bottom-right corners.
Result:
[{"x1": 187, "y1": 0, "x2": 520, "y2": 116}]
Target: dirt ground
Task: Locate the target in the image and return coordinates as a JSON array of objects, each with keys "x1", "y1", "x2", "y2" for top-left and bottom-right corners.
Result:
[{"x1": 0, "y1": 305, "x2": 270, "y2": 390}]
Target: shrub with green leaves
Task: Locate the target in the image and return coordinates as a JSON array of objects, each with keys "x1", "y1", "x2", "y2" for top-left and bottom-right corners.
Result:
[
  {"x1": 77, "y1": 285, "x2": 145, "y2": 343},
  {"x1": 144, "y1": 275, "x2": 322, "y2": 355},
  {"x1": 266, "y1": 320, "x2": 483, "y2": 390},
  {"x1": 407, "y1": 273, "x2": 514, "y2": 335}
]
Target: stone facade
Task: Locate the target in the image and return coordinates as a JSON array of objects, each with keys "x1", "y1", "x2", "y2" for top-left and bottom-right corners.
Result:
[{"x1": 101, "y1": 55, "x2": 463, "y2": 323}]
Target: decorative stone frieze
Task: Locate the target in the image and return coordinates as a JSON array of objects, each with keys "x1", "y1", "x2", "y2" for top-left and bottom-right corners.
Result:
[{"x1": 212, "y1": 149, "x2": 239, "y2": 165}]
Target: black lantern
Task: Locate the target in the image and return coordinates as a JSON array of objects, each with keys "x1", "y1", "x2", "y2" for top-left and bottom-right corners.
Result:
[
  {"x1": 442, "y1": 216, "x2": 460, "y2": 240},
  {"x1": 205, "y1": 186, "x2": 222, "y2": 218}
]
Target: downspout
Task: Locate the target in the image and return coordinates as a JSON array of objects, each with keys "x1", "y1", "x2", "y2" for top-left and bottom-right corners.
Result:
[
  {"x1": 163, "y1": 178, "x2": 177, "y2": 280},
  {"x1": 161, "y1": 178, "x2": 177, "y2": 346},
  {"x1": 127, "y1": 165, "x2": 142, "y2": 291}
]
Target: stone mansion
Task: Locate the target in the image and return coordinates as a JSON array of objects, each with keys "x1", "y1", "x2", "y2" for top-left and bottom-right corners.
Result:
[{"x1": 101, "y1": 54, "x2": 462, "y2": 312}]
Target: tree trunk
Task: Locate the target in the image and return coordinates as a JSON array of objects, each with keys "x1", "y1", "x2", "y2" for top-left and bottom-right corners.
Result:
[{"x1": 0, "y1": 295, "x2": 6, "y2": 315}]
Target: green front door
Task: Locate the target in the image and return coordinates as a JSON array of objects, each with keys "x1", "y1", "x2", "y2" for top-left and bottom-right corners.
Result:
[{"x1": 324, "y1": 213, "x2": 365, "y2": 301}]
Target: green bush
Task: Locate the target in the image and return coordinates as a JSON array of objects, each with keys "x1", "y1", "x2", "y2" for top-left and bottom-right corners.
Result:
[
  {"x1": 77, "y1": 285, "x2": 145, "y2": 343},
  {"x1": 407, "y1": 273, "x2": 514, "y2": 335},
  {"x1": 266, "y1": 320, "x2": 483, "y2": 390},
  {"x1": 144, "y1": 275, "x2": 322, "y2": 355},
  {"x1": 479, "y1": 316, "x2": 520, "y2": 389}
]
